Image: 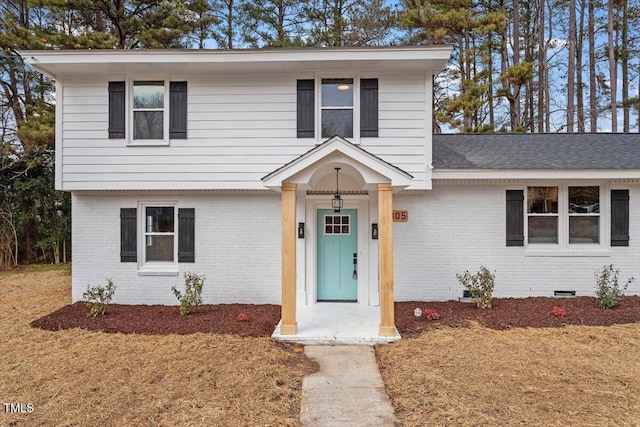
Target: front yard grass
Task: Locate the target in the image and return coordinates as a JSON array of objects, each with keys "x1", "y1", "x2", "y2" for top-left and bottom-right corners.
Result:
[
  {"x1": 0, "y1": 268, "x2": 304, "y2": 427},
  {"x1": 377, "y1": 322, "x2": 640, "y2": 426}
]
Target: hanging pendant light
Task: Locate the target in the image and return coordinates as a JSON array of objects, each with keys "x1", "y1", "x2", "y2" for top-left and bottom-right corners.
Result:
[{"x1": 332, "y1": 167, "x2": 343, "y2": 212}]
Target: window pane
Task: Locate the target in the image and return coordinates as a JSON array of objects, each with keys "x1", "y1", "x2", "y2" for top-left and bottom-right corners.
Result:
[
  {"x1": 569, "y1": 216, "x2": 599, "y2": 243},
  {"x1": 145, "y1": 235, "x2": 174, "y2": 261},
  {"x1": 134, "y1": 111, "x2": 164, "y2": 139},
  {"x1": 322, "y1": 79, "x2": 353, "y2": 107},
  {"x1": 146, "y1": 207, "x2": 174, "y2": 232},
  {"x1": 133, "y1": 81, "x2": 164, "y2": 108},
  {"x1": 569, "y1": 186, "x2": 599, "y2": 213},
  {"x1": 527, "y1": 187, "x2": 558, "y2": 213},
  {"x1": 322, "y1": 109, "x2": 353, "y2": 138},
  {"x1": 528, "y1": 216, "x2": 558, "y2": 243}
]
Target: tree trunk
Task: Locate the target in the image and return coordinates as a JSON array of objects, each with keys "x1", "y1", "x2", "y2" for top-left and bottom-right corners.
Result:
[
  {"x1": 621, "y1": 0, "x2": 629, "y2": 132},
  {"x1": 608, "y1": 0, "x2": 617, "y2": 132},
  {"x1": 588, "y1": 0, "x2": 597, "y2": 131},
  {"x1": 567, "y1": 0, "x2": 576, "y2": 132},
  {"x1": 538, "y1": 0, "x2": 545, "y2": 132},
  {"x1": 512, "y1": 0, "x2": 521, "y2": 131},
  {"x1": 576, "y1": 0, "x2": 585, "y2": 133}
]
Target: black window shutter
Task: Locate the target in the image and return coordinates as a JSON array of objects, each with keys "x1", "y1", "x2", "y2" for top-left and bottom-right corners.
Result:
[
  {"x1": 297, "y1": 79, "x2": 314, "y2": 138},
  {"x1": 360, "y1": 78, "x2": 378, "y2": 137},
  {"x1": 611, "y1": 189, "x2": 630, "y2": 247},
  {"x1": 108, "y1": 81, "x2": 126, "y2": 139},
  {"x1": 170, "y1": 81, "x2": 188, "y2": 139},
  {"x1": 178, "y1": 208, "x2": 195, "y2": 262},
  {"x1": 506, "y1": 190, "x2": 524, "y2": 246},
  {"x1": 120, "y1": 208, "x2": 137, "y2": 262}
]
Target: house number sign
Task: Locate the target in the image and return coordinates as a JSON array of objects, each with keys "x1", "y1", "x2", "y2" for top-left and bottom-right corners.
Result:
[{"x1": 393, "y1": 210, "x2": 408, "y2": 222}]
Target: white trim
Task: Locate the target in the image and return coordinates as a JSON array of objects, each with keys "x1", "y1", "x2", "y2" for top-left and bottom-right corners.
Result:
[
  {"x1": 304, "y1": 197, "x2": 371, "y2": 306},
  {"x1": 434, "y1": 169, "x2": 640, "y2": 180},
  {"x1": 262, "y1": 136, "x2": 412, "y2": 190},
  {"x1": 315, "y1": 74, "x2": 360, "y2": 143},
  {"x1": 136, "y1": 201, "x2": 179, "y2": 274},
  {"x1": 23, "y1": 46, "x2": 453, "y2": 78},
  {"x1": 424, "y1": 73, "x2": 433, "y2": 190},
  {"x1": 127, "y1": 79, "x2": 170, "y2": 146},
  {"x1": 521, "y1": 181, "x2": 609, "y2": 253},
  {"x1": 55, "y1": 79, "x2": 63, "y2": 190}
]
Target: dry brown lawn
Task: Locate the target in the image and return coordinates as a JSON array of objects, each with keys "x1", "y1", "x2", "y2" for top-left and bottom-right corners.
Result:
[
  {"x1": 377, "y1": 322, "x2": 640, "y2": 427},
  {"x1": 0, "y1": 267, "x2": 306, "y2": 427}
]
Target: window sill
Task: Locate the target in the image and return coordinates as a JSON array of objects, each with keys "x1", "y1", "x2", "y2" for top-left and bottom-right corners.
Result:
[
  {"x1": 127, "y1": 139, "x2": 169, "y2": 147},
  {"x1": 524, "y1": 249, "x2": 611, "y2": 258},
  {"x1": 137, "y1": 267, "x2": 179, "y2": 276}
]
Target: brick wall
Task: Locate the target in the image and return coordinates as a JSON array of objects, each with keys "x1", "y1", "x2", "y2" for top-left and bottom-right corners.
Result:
[
  {"x1": 393, "y1": 183, "x2": 640, "y2": 301},
  {"x1": 72, "y1": 192, "x2": 281, "y2": 305}
]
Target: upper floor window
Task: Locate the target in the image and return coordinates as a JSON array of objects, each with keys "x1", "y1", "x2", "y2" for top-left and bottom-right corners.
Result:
[
  {"x1": 297, "y1": 77, "x2": 378, "y2": 141},
  {"x1": 109, "y1": 80, "x2": 187, "y2": 144},
  {"x1": 321, "y1": 78, "x2": 353, "y2": 138},
  {"x1": 133, "y1": 81, "x2": 165, "y2": 140}
]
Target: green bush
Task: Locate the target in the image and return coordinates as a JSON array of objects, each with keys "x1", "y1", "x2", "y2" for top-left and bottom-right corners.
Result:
[
  {"x1": 83, "y1": 279, "x2": 116, "y2": 318},
  {"x1": 457, "y1": 266, "x2": 495, "y2": 309},
  {"x1": 172, "y1": 272, "x2": 205, "y2": 316},
  {"x1": 595, "y1": 265, "x2": 634, "y2": 309}
]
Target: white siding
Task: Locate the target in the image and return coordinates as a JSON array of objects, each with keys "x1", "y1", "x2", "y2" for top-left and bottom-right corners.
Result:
[
  {"x1": 394, "y1": 183, "x2": 640, "y2": 301},
  {"x1": 72, "y1": 192, "x2": 281, "y2": 305},
  {"x1": 60, "y1": 72, "x2": 430, "y2": 191}
]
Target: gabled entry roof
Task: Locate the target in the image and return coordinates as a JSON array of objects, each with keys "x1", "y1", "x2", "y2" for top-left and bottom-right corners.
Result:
[{"x1": 262, "y1": 136, "x2": 413, "y2": 191}]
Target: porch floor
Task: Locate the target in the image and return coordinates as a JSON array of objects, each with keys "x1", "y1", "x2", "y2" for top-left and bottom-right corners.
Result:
[{"x1": 271, "y1": 303, "x2": 401, "y2": 345}]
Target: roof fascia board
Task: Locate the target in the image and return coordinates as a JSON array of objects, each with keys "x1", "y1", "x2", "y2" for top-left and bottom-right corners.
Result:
[
  {"x1": 21, "y1": 46, "x2": 452, "y2": 78},
  {"x1": 432, "y1": 169, "x2": 640, "y2": 180}
]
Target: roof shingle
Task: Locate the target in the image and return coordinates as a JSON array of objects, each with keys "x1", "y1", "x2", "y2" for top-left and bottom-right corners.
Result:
[{"x1": 432, "y1": 133, "x2": 640, "y2": 169}]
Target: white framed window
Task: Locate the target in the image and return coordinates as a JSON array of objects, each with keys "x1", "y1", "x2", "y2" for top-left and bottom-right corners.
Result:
[
  {"x1": 527, "y1": 186, "x2": 559, "y2": 243},
  {"x1": 525, "y1": 184, "x2": 602, "y2": 247},
  {"x1": 143, "y1": 205, "x2": 176, "y2": 263},
  {"x1": 321, "y1": 78, "x2": 354, "y2": 139},
  {"x1": 130, "y1": 80, "x2": 169, "y2": 145},
  {"x1": 568, "y1": 186, "x2": 600, "y2": 244}
]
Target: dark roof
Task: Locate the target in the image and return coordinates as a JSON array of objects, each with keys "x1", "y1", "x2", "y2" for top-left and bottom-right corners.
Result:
[{"x1": 432, "y1": 133, "x2": 640, "y2": 169}]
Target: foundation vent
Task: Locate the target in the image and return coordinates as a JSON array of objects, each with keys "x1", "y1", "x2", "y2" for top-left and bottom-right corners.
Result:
[{"x1": 554, "y1": 290, "x2": 576, "y2": 297}]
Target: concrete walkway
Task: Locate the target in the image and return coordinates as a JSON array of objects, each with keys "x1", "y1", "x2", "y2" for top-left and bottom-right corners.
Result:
[{"x1": 301, "y1": 346, "x2": 397, "y2": 426}]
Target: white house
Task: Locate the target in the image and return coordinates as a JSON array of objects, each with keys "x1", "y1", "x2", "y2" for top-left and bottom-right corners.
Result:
[{"x1": 23, "y1": 47, "x2": 640, "y2": 341}]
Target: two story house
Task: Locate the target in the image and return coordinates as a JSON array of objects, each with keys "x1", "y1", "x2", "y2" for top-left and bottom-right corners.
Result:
[{"x1": 23, "y1": 46, "x2": 640, "y2": 342}]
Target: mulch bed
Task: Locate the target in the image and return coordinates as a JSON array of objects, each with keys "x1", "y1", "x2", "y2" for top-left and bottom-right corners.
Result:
[
  {"x1": 31, "y1": 296, "x2": 640, "y2": 337},
  {"x1": 31, "y1": 302, "x2": 281, "y2": 337},
  {"x1": 396, "y1": 295, "x2": 640, "y2": 337}
]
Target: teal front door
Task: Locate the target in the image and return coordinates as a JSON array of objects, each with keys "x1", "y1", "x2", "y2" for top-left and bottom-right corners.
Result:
[{"x1": 317, "y1": 209, "x2": 358, "y2": 301}]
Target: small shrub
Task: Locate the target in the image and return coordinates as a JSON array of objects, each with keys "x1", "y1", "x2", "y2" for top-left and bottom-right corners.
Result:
[
  {"x1": 83, "y1": 279, "x2": 116, "y2": 318},
  {"x1": 551, "y1": 306, "x2": 567, "y2": 317},
  {"x1": 422, "y1": 309, "x2": 440, "y2": 320},
  {"x1": 235, "y1": 312, "x2": 249, "y2": 322},
  {"x1": 595, "y1": 265, "x2": 634, "y2": 309},
  {"x1": 456, "y1": 266, "x2": 495, "y2": 309},
  {"x1": 172, "y1": 272, "x2": 205, "y2": 316}
]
